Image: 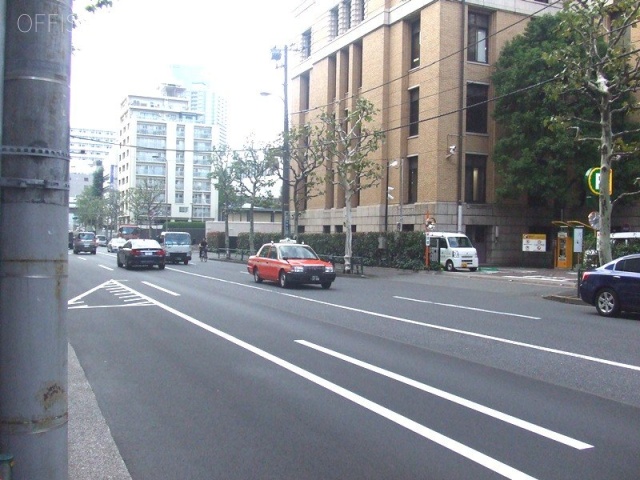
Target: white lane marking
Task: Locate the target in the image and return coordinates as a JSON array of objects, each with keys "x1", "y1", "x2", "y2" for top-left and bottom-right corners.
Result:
[
  {"x1": 67, "y1": 279, "x2": 153, "y2": 309},
  {"x1": 141, "y1": 281, "x2": 180, "y2": 296},
  {"x1": 167, "y1": 267, "x2": 640, "y2": 373},
  {"x1": 99, "y1": 279, "x2": 540, "y2": 480},
  {"x1": 297, "y1": 340, "x2": 592, "y2": 450},
  {"x1": 99, "y1": 265, "x2": 114, "y2": 271},
  {"x1": 394, "y1": 296, "x2": 541, "y2": 320}
]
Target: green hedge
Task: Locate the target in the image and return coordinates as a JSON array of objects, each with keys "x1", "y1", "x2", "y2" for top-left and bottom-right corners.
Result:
[{"x1": 236, "y1": 231, "x2": 428, "y2": 270}]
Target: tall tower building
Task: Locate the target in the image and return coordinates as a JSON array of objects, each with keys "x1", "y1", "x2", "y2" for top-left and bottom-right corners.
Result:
[{"x1": 169, "y1": 64, "x2": 229, "y2": 146}]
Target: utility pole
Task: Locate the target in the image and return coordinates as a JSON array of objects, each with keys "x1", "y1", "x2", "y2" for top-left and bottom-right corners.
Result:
[
  {"x1": 0, "y1": 2, "x2": 73, "y2": 479},
  {"x1": 269, "y1": 45, "x2": 290, "y2": 238}
]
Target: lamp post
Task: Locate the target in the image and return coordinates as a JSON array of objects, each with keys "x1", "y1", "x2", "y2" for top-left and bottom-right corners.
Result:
[{"x1": 265, "y1": 45, "x2": 290, "y2": 238}]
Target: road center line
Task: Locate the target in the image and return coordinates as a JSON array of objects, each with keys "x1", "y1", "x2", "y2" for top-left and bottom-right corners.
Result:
[
  {"x1": 296, "y1": 340, "x2": 592, "y2": 450},
  {"x1": 166, "y1": 268, "x2": 640, "y2": 372},
  {"x1": 102, "y1": 279, "x2": 540, "y2": 480},
  {"x1": 394, "y1": 296, "x2": 540, "y2": 319}
]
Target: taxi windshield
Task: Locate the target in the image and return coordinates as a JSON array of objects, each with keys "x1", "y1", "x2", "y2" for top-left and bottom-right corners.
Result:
[{"x1": 280, "y1": 246, "x2": 317, "y2": 259}]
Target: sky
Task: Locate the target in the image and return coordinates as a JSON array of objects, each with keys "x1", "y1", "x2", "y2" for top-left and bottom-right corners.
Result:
[{"x1": 70, "y1": 0, "x2": 299, "y2": 147}]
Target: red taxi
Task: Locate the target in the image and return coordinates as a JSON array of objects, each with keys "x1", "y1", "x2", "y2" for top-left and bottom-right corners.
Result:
[{"x1": 247, "y1": 241, "x2": 336, "y2": 289}]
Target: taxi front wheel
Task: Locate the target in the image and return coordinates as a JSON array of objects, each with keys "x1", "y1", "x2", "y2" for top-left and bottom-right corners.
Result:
[
  {"x1": 279, "y1": 271, "x2": 289, "y2": 288},
  {"x1": 253, "y1": 268, "x2": 263, "y2": 283}
]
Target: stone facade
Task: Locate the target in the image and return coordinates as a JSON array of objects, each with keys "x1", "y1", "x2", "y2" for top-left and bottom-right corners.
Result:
[{"x1": 288, "y1": 0, "x2": 640, "y2": 266}]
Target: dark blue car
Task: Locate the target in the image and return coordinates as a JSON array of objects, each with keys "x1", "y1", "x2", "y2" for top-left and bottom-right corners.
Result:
[{"x1": 579, "y1": 253, "x2": 640, "y2": 317}]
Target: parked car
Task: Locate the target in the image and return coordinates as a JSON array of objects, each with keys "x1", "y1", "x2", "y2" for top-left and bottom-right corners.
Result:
[
  {"x1": 579, "y1": 253, "x2": 640, "y2": 317},
  {"x1": 107, "y1": 236, "x2": 127, "y2": 252},
  {"x1": 96, "y1": 235, "x2": 107, "y2": 247},
  {"x1": 73, "y1": 232, "x2": 97, "y2": 255},
  {"x1": 247, "y1": 241, "x2": 336, "y2": 289},
  {"x1": 117, "y1": 239, "x2": 166, "y2": 270}
]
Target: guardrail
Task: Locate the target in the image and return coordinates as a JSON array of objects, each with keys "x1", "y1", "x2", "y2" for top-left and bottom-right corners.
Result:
[
  {"x1": 202, "y1": 248, "x2": 365, "y2": 275},
  {"x1": 207, "y1": 248, "x2": 252, "y2": 262},
  {"x1": 319, "y1": 255, "x2": 364, "y2": 275}
]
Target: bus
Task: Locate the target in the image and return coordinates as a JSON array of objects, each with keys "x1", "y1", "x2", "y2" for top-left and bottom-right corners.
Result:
[{"x1": 117, "y1": 224, "x2": 141, "y2": 240}]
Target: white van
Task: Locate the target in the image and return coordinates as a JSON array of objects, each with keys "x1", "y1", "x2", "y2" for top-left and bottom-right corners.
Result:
[
  {"x1": 610, "y1": 231, "x2": 640, "y2": 247},
  {"x1": 159, "y1": 231, "x2": 192, "y2": 265},
  {"x1": 426, "y1": 231, "x2": 479, "y2": 272}
]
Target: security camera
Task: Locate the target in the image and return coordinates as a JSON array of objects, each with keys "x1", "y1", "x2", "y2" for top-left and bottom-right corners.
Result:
[{"x1": 448, "y1": 145, "x2": 457, "y2": 155}]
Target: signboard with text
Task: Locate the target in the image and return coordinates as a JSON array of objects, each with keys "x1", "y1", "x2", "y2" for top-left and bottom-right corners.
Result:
[{"x1": 522, "y1": 234, "x2": 547, "y2": 252}]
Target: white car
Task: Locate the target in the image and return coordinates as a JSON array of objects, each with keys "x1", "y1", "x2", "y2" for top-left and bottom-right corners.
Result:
[
  {"x1": 107, "y1": 237, "x2": 127, "y2": 252},
  {"x1": 96, "y1": 235, "x2": 107, "y2": 247}
]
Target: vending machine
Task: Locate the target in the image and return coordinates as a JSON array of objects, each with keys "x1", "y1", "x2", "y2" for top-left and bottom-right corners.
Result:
[{"x1": 555, "y1": 228, "x2": 573, "y2": 268}]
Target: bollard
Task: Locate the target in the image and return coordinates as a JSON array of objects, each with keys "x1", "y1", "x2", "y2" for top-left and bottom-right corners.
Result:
[{"x1": 0, "y1": 454, "x2": 14, "y2": 480}]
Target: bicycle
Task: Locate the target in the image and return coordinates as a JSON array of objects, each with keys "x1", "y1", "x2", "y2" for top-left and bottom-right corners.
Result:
[{"x1": 199, "y1": 247, "x2": 208, "y2": 262}]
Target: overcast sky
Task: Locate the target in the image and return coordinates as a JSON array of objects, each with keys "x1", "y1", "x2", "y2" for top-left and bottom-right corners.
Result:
[{"x1": 70, "y1": 0, "x2": 299, "y2": 147}]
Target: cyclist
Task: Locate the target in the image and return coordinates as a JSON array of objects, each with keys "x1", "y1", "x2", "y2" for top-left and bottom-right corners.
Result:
[{"x1": 199, "y1": 238, "x2": 208, "y2": 261}]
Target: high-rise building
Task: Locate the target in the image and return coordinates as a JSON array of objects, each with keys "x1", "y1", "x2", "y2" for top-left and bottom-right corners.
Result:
[
  {"x1": 117, "y1": 84, "x2": 220, "y2": 226},
  {"x1": 287, "y1": 0, "x2": 572, "y2": 265},
  {"x1": 70, "y1": 127, "x2": 117, "y2": 174},
  {"x1": 169, "y1": 65, "x2": 229, "y2": 146}
]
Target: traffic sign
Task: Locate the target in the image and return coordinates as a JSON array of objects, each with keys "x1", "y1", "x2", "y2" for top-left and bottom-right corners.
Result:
[
  {"x1": 585, "y1": 167, "x2": 613, "y2": 195},
  {"x1": 522, "y1": 234, "x2": 546, "y2": 252}
]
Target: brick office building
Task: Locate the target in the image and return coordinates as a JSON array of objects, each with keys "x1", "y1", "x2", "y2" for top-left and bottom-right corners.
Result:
[{"x1": 287, "y1": 0, "x2": 639, "y2": 265}]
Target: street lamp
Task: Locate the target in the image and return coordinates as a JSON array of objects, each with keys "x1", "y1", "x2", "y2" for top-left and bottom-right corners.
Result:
[{"x1": 264, "y1": 45, "x2": 290, "y2": 239}]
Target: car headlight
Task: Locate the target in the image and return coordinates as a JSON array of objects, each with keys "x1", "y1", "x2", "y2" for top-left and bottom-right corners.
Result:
[
  {"x1": 325, "y1": 266, "x2": 334, "y2": 273},
  {"x1": 291, "y1": 266, "x2": 304, "y2": 273}
]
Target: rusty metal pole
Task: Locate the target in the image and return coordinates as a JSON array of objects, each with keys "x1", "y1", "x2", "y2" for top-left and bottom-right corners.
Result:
[{"x1": 0, "y1": 1, "x2": 72, "y2": 479}]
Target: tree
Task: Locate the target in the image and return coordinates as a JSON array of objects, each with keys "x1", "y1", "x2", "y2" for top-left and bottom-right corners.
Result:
[
  {"x1": 211, "y1": 146, "x2": 242, "y2": 258},
  {"x1": 231, "y1": 139, "x2": 278, "y2": 252},
  {"x1": 75, "y1": 189, "x2": 105, "y2": 232},
  {"x1": 85, "y1": 0, "x2": 113, "y2": 12},
  {"x1": 124, "y1": 178, "x2": 166, "y2": 238},
  {"x1": 268, "y1": 123, "x2": 327, "y2": 236},
  {"x1": 317, "y1": 98, "x2": 385, "y2": 272},
  {"x1": 548, "y1": 0, "x2": 640, "y2": 264},
  {"x1": 91, "y1": 165, "x2": 105, "y2": 198},
  {"x1": 103, "y1": 187, "x2": 124, "y2": 237},
  {"x1": 492, "y1": 14, "x2": 600, "y2": 209}
]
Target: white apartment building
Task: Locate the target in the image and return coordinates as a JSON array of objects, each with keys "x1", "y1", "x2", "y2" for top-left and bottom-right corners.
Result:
[
  {"x1": 117, "y1": 84, "x2": 220, "y2": 226},
  {"x1": 70, "y1": 127, "x2": 117, "y2": 174}
]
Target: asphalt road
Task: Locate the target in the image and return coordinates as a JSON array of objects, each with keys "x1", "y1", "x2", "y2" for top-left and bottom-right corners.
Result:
[{"x1": 67, "y1": 248, "x2": 640, "y2": 479}]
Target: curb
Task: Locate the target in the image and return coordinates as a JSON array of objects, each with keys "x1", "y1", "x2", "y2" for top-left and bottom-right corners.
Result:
[{"x1": 543, "y1": 294, "x2": 585, "y2": 305}]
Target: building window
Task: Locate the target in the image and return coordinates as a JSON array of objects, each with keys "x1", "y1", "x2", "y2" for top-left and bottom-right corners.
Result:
[
  {"x1": 468, "y1": 12, "x2": 489, "y2": 63},
  {"x1": 302, "y1": 30, "x2": 311, "y2": 58},
  {"x1": 335, "y1": 225, "x2": 343, "y2": 233},
  {"x1": 300, "y1": 71, "x2": 310, "y2": 111},
  {"x1": 340, "y1": 0, "x2": 352, "y2": 33},
  {"x1": 330, "y1": 7, "x2": 339, "y2": 39},
  {"x1": 354, "y1": 0, "x2": 365, "y2": 24},
  {"x1": 409, "y1": 87, "x2": 419, "y2": 137},
  {"x1": 466, "y1": 83, "x2": 489, "y2": 134},
  {"x1": 410, "y1": 18, "x2": 420, "y2": 69},
  {"x1": 465, "y1": 154, "x2": 487, "y2": 203},
  {"x1": 323, "y1": 225, "x2": 331, "y2": 234},
  {"x1": 407, "y1": 156, "x2": 418, "y2": 204},
  {"x1": 354, "y1": 41, "x2": 363, "y2": 90}
]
